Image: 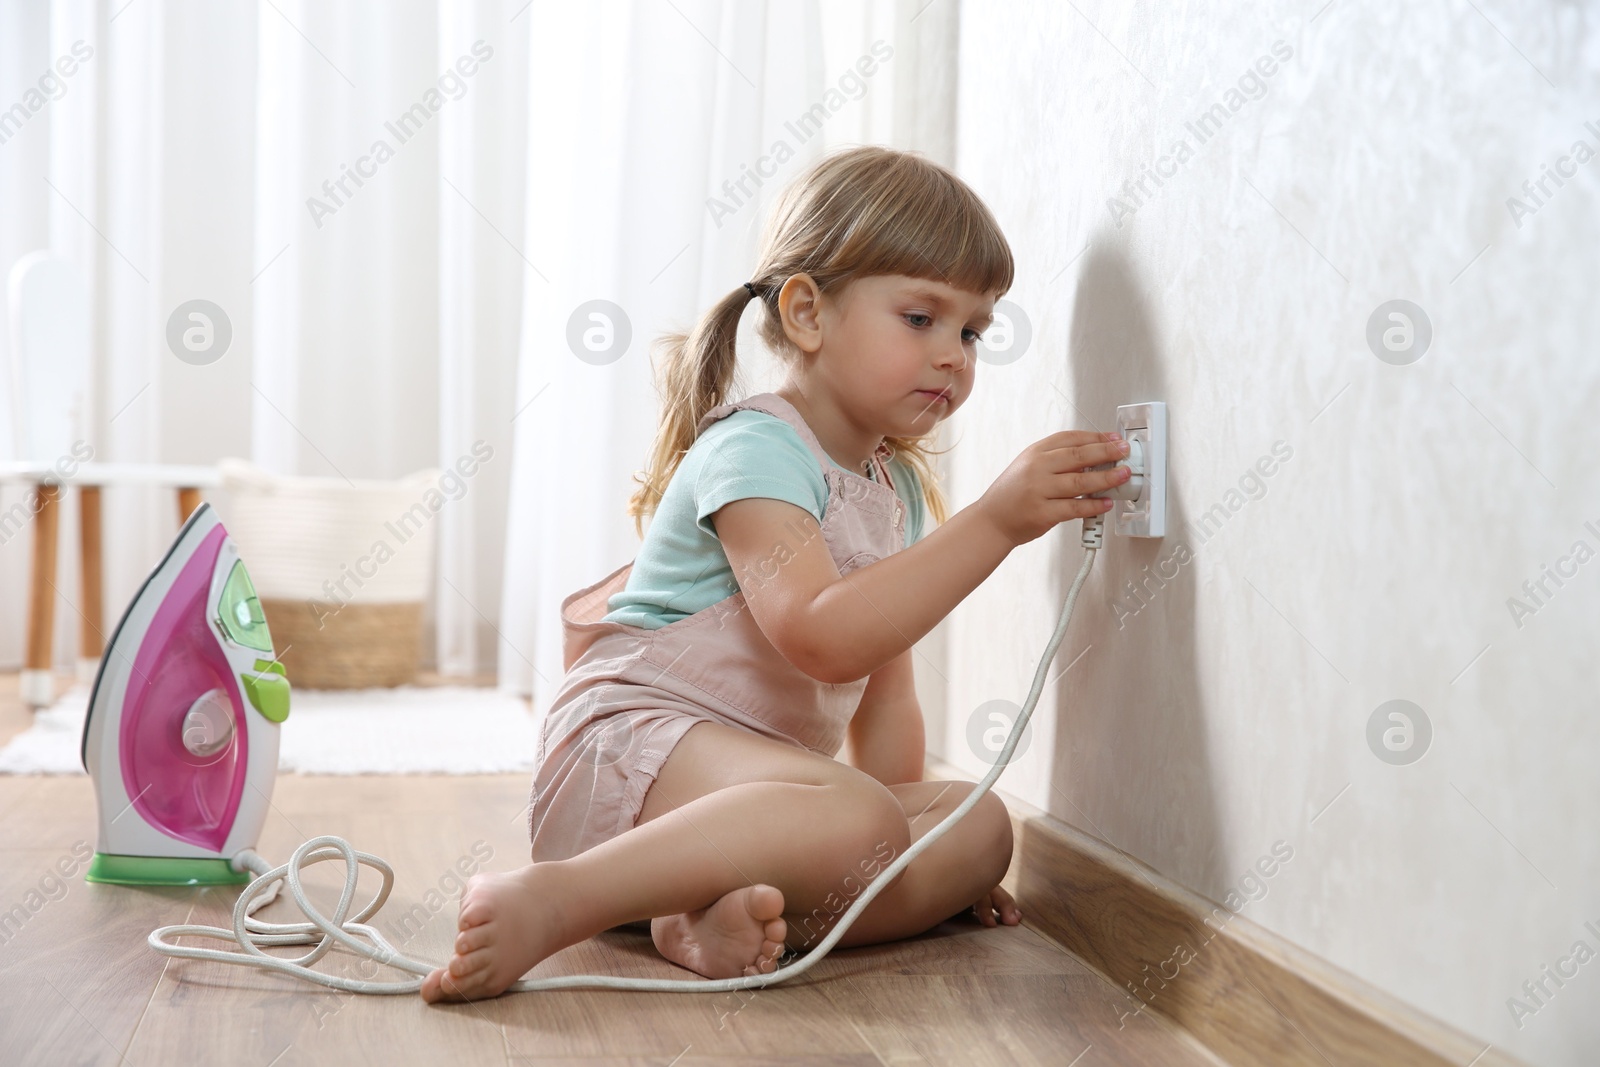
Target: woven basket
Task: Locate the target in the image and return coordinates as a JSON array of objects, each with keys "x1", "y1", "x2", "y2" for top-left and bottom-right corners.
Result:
[
  {"x1": 257, "y1": 599, "x2": 424, "y2": 689},
  {"x1": 213, "y1": 459, "x2": 442, "y2": 689}
]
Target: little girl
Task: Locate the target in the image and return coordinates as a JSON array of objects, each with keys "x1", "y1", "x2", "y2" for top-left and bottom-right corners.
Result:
[{"x1": 422, "y1": 145, "x2": 1133, "y2": 1002}]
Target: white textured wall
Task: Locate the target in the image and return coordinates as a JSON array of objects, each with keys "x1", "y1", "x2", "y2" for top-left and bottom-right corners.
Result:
[{"x1": 938, "y1": 2, "x2": 1600, "y2": 1062}]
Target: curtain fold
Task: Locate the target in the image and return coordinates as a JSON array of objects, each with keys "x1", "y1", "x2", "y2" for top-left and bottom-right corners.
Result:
[{"x1": 0, "y1": 0, "x2": 524, "y2": 678}]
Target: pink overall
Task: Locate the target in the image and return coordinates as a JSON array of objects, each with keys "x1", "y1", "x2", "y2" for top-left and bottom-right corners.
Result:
[{"x1": 527, "y1": 392, "x2": 909, "y2": 862}]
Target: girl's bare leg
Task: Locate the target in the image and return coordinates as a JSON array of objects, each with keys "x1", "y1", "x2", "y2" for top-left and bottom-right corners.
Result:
[
  {"x1": 616, "y1": 779, "x2": 1017, "y2": 945},
  {"x1": 777, "y1": 777, "x2": 1018, "y2": 952},
  {"x1": 421, "y1": 720, "x2": 1013, "y2": 1002}
]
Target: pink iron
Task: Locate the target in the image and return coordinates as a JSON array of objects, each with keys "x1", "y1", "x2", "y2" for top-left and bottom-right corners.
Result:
[{"x1": 81, "y1": 503, "x2": 290, "y2": 885}]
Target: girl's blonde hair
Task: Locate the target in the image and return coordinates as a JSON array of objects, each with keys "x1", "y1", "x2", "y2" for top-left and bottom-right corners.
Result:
[{"x1": 626, "y1": 144, "x2": 1015, "y2": 537}]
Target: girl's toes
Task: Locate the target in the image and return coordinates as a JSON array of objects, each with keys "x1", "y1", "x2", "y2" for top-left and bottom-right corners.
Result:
[
  {"x1": 436, "y1": 970, "x2": 473, "y2": 1001},
  {"x1": 459, "y1": 897, "x2": 494, "y2": 929},
  {"x1": 420, "y1": 968, "x2": 447, "y2": 1002},
  {"x1": 423, "y1": 966, "x2": 476, "y2": 1003},
  {"x1": 448, "y1": 947, "x2": 493, "y2": 978},
  {"x1": 455, "y1": 925, "x2": 493, "y2": 954},
  {"x1": 749, "y1": 941, "x2": 782, "y2": 975}
]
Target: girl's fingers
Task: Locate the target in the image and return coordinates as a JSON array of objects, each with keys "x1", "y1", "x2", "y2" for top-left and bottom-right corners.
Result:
[
  {"x1": 1043, "y1": 438, "x2": 1129, "y2": 472},
  {"x1": 1034, "y1": 446, "x2": 1133, "y2": 495},
  {"x1": 1035, "y1": 429, "x2": 1117, "y2": 453},
  {"x1": 1045, "y1": 497, "x2": 1116, "y2": 523},
  {"x1": 1052, "y1": 466, "x2": 1129, "y2": 498}
]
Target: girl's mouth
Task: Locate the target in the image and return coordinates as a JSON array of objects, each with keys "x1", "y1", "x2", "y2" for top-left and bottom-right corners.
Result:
[{"x1": 915, "y1": 390, "x2": 950, "y2": 404}]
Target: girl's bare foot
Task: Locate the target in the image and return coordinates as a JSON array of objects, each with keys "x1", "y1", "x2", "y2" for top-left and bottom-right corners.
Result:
[
  {"x1": 650, "y1": 884, "x2": 788, "y2": 979},
  {"x1": 420, "y1": 865, "x2": 568, "y2": 1002}
]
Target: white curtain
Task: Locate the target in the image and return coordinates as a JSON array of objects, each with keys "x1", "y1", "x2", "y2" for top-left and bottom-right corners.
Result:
[
  {"x1": 497, "y1": 0, "x2": 960, "y2": 712},
  {"x1": 0, "y1": 0, "x2": 958, "y2": 695},
  {"x1": 0, "y1": 0, "x2": 525, "y2": 677}
]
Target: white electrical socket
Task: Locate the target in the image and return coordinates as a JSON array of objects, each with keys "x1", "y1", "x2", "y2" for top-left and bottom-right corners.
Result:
[{"x1": 1113, "y1": 401, "x2": 1166, "y2": 537}]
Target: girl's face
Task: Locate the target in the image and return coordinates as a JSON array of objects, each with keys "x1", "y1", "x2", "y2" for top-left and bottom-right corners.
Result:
[{"x1": 790, "y1": 273, "x2": 998, "y2": 438}]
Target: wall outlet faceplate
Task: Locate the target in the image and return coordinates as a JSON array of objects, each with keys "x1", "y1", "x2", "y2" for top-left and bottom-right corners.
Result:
[{"x1": 1113, "y1": 401, "x2": 1166, "y2": 538}]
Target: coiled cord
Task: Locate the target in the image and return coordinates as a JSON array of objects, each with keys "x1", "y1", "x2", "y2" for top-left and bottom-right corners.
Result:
[{"x1": 150, "y1": 516, "x2": 1103, "y2": 995}]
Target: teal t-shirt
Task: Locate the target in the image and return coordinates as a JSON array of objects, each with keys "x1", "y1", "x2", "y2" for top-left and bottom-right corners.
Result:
[{"x1": 603, "y1": 408, "x2": 928, "y2": 629}]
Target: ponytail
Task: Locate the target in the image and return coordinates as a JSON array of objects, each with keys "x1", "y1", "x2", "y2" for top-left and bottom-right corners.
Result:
[{"x1": 625, "y1": 281, "x2": 763, "y2": 537}]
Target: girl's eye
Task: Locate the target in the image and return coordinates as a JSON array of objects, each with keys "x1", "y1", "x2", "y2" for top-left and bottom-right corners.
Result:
[{"x1": 905, "y1": 312, "x2": 982, "y2": 344}]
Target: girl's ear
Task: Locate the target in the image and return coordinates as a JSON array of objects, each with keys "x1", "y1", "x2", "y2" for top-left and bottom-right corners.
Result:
[{"x1": 778, "y1": 273, "x2": 825, "y2": 354}]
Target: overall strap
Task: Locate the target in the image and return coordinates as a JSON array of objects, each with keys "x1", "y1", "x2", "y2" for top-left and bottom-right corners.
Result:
[{"x1": 697, "y1": 392, "x2": 896, "y2": 489}]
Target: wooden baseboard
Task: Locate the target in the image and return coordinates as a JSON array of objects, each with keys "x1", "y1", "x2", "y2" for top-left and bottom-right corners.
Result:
[{"x1": 925, "y1": 754, "x2": 1524, "y2": 1067}]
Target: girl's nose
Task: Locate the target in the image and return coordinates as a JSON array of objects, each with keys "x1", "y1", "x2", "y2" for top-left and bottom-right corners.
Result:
[{"x1": 936, "y1": 343, "x2": 968, "y2": 372}]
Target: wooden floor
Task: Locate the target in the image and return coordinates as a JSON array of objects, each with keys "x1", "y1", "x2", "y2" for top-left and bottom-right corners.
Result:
[{"x1": 0, "y1": 672, "x2": 1224, "y2": 1066}]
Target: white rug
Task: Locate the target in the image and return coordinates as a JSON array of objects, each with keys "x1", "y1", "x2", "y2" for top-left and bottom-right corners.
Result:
[{"x1": 0, "y1": 684, "x2": 539, "y2": 775}]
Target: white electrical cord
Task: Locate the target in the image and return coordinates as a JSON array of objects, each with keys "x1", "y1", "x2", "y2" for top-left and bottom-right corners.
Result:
[{"x1": 150, "y1": 515, "x2": 1105, "y2": 996}]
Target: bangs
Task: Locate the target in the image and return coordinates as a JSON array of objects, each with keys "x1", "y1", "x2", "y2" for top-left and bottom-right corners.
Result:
[{"x1": 766, "y1": 146, "x2": 1015, "y2": 300}]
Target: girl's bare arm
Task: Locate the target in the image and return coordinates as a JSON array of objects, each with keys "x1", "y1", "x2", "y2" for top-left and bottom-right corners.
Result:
[
  {"x1": 712, "y1": 429, "x2": 1132, "y2": 684},
  {"x1": 840, "y1": 648, "x2": 926, "y2": 784}
]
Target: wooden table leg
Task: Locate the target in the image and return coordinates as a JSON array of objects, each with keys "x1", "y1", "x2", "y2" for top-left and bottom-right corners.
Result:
[
  {"x1": 23, "y1": 482, "x2": 61, "y2": 708},
  {"x1": 78, "y1": 485, "x2": 104, "y2": 683},
  {"x1": 178, "y1": 486, "x2": 202, "y2": 523}
]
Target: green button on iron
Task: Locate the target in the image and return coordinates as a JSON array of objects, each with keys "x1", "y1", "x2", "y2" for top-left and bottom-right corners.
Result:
[{"x1": 241, "y1": 658, "x2": 290, "y2": 723}]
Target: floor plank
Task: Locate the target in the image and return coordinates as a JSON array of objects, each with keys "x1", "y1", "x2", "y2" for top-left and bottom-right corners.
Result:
[
  {"x1": 0, "y1": 848, "x2": 197, "y2": 1064},
  {"x1": 821, "y1": 972, "x2": 1223, "y2": 1066}
]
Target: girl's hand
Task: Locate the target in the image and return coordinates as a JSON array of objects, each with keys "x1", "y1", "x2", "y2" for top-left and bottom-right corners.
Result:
[
  {"x1": 976, "y1": 430, "x2": 1132, "y2": 546},
  {"x1": 969, "y1": 883, "x2": 1022, "y2": 927}
]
